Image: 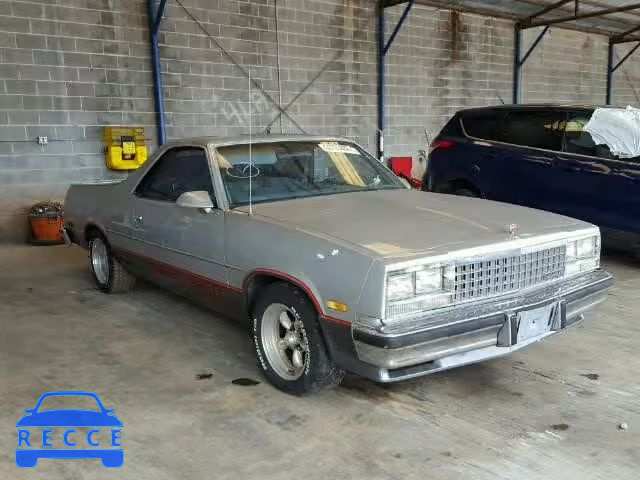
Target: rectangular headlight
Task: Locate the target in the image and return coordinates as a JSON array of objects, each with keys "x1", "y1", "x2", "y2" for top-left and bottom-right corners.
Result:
[
  {"x1": 386, "y1": 265, "x2": 450, "y2": 304},
  {"x1": 566, "y1": 235, "x2": 600, "y2": 276},
  {"x1": 415, "y1": 267, "x2": 443, "y2": 294},
  {"x1": 386, "y1": 272, "x2": 415, "y2": 302},
  {"x1": 567, "y1": 237, "x2": 597, "y2": 260}
]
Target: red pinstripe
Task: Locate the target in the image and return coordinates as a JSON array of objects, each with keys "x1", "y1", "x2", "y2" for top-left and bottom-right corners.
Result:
[{"x1": 114, "y1": 249, "x2": 351, "y2": 327}]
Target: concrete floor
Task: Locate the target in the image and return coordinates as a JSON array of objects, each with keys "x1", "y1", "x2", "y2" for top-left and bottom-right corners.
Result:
[{"x1": 0, "y1": 245, "x2": 638, "y2": 480}]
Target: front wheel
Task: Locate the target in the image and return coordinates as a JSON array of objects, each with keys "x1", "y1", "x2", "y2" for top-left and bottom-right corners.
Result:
[
  {"x1": 251, "y1": 282, "x2": 344, "y2": 394},
  {"x1": 89, "y1": 234, "x2": 136, "y2": 293}
]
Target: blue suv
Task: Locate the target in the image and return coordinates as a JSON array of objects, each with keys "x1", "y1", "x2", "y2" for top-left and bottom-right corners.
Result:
[{"x1": 424, "y1": 105, "x2": 640, "y2": 240}]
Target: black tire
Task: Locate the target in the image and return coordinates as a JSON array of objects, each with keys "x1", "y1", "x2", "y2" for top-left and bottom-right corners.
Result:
[
  {"x1": 88, "y1": 232, "x2": 136, "y2": 294},
  {"x1": 453, "y1": 187, "x2": 479, "y2": 198},
  {"x1": 251, "y1": 282, "x2": 345, "y2": 394}
]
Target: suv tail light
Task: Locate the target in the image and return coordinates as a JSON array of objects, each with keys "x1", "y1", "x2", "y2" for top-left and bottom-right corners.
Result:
[{"x1": 429, "y1": 139, "x2": 454, "y2": 154}]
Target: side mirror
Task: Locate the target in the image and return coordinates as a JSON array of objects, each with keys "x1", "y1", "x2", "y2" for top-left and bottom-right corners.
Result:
[
  {"x1": 176, "y1": 191, "x2": 215, "y2": 212},
  {"x1": 24, "y1": 409, "x2": 33, "y2": 415}
]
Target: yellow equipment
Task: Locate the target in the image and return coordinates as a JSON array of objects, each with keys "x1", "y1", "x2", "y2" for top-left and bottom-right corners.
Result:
[{"x1": 104, "y1": 126, "x2": 148, "y2": 170}]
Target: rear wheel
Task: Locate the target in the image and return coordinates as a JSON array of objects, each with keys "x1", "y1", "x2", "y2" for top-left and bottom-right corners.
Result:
[
  {"x1": 251, "y1": 282, "x2": 344, "y2": 394},
  {"x1": 88, "y1": 233, "x2": 135, "y2": 293}
]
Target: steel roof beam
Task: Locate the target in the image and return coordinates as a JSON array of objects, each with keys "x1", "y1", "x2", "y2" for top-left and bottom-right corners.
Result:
[
  {"x1": 524, "y1": 0, "x2": 574, "y2": 23},
  {"x1": 382, "y1": 0, "x2": 411, "y2": 7},
  {"x1": 612, "y1": 24, "x2": 640, "y2": 43},
  {"x1": 412, "y1": 0, "x2": 631, "y2": 37},
  {"x1": 618, "y1": 35, "x2": 640, "y2": 42},
  {"x1": 523, "y1": 2, "x2": 640, "y2": 29}
]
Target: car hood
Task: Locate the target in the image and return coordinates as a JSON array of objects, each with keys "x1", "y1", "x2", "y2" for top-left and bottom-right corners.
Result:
[
  {"x1": 238, "y1": 189, "x2": 593, "y2": 258},
  {"x1": 16, "y1": 410, "x2": 123, "y2": 427}
]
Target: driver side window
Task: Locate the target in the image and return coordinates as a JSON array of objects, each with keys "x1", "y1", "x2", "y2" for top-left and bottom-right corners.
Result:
[{"x1": 136, "y1": 147, "x2": 215, "y2": 204}]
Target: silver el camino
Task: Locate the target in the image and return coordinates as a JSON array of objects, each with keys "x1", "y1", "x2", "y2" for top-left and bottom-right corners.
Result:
[{"x1": 63, "y1": 135, "x2": 613, "y2": 394}]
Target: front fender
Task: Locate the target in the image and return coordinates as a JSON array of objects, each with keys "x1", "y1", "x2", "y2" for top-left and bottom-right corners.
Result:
[{"x1": 226, "y1": 211, "x2": 375, "y2": 324}]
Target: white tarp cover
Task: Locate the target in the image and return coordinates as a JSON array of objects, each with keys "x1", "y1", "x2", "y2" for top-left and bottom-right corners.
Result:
[{"x1": 584, "y1": 106, "x2": 640, "y2": 158}]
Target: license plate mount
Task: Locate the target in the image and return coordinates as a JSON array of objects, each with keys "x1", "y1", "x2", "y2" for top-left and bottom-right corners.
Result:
[{"x1": 516, "y1": 302, "x2": 558, "y2": 343}]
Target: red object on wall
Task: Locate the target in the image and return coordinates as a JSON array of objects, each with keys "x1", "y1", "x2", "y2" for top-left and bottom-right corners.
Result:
[
  {"x1": 389, "y1": 156, "x2": 422, "y2": 189},
  {"x1": 390, "y1": 157, "x2": 413, "y2": 179}
]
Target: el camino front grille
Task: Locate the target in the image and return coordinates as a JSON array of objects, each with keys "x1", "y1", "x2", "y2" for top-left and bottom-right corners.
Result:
[{"x1": 453, "y1": 246, "x2": 566, "y2": 302}]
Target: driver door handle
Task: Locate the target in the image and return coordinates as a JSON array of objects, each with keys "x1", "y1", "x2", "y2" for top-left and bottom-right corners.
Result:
[{"x1": 132, "y1": 215, "x2": 143, "y2": 226}]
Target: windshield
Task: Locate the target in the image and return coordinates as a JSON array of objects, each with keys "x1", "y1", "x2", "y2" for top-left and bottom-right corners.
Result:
[{"x1": 216, "y1": 141, "x2": 404, "y2": 206}]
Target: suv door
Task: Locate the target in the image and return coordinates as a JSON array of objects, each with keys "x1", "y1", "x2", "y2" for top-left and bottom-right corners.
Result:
[
  {"x1": 559, "y1": 109, "x2": 640, "y2": 232},
  {"x1": 128, "y1": 146, "x2": 234, "y2": 310},
  {"x1": 488, "y1": 108, "x2": 568, "y2": 211}
]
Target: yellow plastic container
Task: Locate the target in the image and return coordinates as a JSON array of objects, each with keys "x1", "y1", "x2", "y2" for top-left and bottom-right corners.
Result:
[{"x1": 104, "y1": 126, "x2": 148, "y2": 170}]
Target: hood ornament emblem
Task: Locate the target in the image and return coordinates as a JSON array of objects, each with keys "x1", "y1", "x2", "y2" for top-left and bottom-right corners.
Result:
[{"x1": 508, "y1": 223, "x2": 520, "y2": 239}]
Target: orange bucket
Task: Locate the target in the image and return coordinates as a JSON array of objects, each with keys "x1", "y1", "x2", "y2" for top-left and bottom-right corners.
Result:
[
  {"x1": 29, "y1": 215, "x2": 64, "y2": 242},
  {"x1": 28, "y1": 201, "x2": 65, "y2": 244}
]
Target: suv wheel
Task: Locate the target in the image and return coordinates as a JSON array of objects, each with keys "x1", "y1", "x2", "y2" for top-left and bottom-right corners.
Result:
[
  {"x1": 251, "y1": 282, "x2": 344, "y2": 394},
  {"x1": 89, "y1": 234, "x2": 136, "y2": 293}
]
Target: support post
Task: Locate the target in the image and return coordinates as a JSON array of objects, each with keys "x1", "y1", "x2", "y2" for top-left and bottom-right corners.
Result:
[
  {"x1": 513, "y1": 24, "x2": 522, "y2": 104},
  {"x1": 147, "y1": 0, "x2": 168, "y2": 145},
  {"x1": 606, "y1": 40, "x2": 614, "y2": 105},
  {"x1": 377, "y1": 4, "x2": 385, "y2": 162}
]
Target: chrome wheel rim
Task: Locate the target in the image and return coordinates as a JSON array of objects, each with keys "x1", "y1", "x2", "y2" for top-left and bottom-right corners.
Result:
[
  {"x1": 261, "y1": 303, "x2": 309, "y2": 381},
  {"x1": 91, "y1": 238, "x2": 109, "y2": 285}
]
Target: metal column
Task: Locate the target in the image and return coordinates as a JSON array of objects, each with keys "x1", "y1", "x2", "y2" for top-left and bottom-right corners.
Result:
[
  {"x1": 377, "y1": 4, "x2": 385, "y2": 162},
  {"x1": 147, "y1": 0, "x2": 168, "y2": 145},
  {"x1": 513, "y1": 25, "x2": 522, "y2": 104},
  {"x1": 606, "y1": 40, "x2": 615, "y2": 105},
  {"x1": 377, "y1": 0, "x2": 414, "y2": 162}
]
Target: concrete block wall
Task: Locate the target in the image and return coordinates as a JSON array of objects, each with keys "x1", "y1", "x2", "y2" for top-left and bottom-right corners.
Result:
[
  {"x1": 156, "y1": 0, "x2": 378, "y2": 148},
  {"x1": 0, "y1": 0, "x2": 153, "y2": 240},
  {"x1": 520, "y1": 26, "x2": 609, "y2": 105},
  {"x1": 611, "y1": 40, "x2": 640, "y2": 107},
  {"x1": 383, "y1": 6, "x2": 514, "y2": 157},
  {"x1": 0, "y1": 0, "x2": 638, "y2": 241}
]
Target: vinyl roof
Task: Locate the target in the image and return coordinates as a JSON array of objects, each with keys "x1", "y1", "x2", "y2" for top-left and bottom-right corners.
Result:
[{"x1": 409, "y1": 0, "x2": 640, "y2": 38}]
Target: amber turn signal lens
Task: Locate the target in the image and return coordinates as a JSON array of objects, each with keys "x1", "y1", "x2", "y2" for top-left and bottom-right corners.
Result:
[{"x1": 326, "y1": 300, "x2": 348, "y2": 312}]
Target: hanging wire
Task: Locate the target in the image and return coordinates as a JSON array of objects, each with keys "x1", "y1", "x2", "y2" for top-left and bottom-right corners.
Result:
[
  {"x1": 173, "y1": 0, "x2": 307, "y2": 134},
  {"x1": 273, "y1": 0, "x2": 284, "y2": 134}
]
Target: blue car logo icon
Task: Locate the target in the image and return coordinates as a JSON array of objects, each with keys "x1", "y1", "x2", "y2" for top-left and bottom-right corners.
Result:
[{"x1": 16, "y1": 391, "x2": 123, "y2": 468}]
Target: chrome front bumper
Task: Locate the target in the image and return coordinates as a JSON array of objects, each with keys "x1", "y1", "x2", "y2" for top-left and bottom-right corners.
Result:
[{"x1": 353, "y1": 269, "x2": 613, "y2": 382}]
